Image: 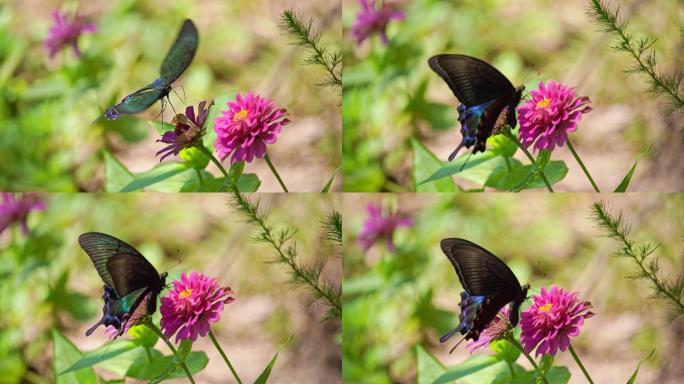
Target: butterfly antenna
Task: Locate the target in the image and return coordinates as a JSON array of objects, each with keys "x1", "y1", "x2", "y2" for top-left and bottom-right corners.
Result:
[
  {"x1": 449, "y1": 336, "x2": 467, "y2": 354},
  {"x1": 171, "y1": 87, "x2": 185, "y2": 105}
]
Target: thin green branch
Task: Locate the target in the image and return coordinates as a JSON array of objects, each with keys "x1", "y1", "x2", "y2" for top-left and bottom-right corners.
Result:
[
  {"x1": 587, "y1": 0, "x2": 684, "y2": 112},
  {"x1": 230, "y1": 192, "x2": 342, "y2": 321},
  {"x1": 592, "y1": 201, "x2": 684, "y2": 316},
  {"x1": 280, "y1": 8, "x2": 342, "y2": 93}
]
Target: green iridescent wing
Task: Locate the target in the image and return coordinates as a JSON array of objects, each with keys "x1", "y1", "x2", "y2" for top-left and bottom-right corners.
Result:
[{"x1": 159, "y1": 19, "x2": 198, "y2": 86}]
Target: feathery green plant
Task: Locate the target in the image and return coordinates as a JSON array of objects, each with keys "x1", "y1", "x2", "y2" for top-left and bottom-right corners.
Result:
[
  {"x1": 322, "y1": 210, "x2": 342, "y2": 247},
  {"x1": 592, "y1": 201, "x2": 684, "y2": 317},
  {"x1": 280, "y1": 8, "x2": 342, "y2": 93},
  {"x1": 230, "y1": 192, "x2": 342, "y2": 321},
  {"x1": 587, "y1": 0, "x2": 684, "y2": 112}
]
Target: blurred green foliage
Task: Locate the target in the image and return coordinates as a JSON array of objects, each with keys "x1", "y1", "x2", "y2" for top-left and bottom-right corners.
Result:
[
  {"x1": 342, "y1": 193, "x2": 683, "y2": 383},
  {"x1": 342, "y1": 0, "x2": 684, "y2": 192},
  {"x1": 0, "y1": 0, "x2": 341, "y2": 191},
  {"x1": 0, "y1": 193, "x2": 341, "y2": 382}
]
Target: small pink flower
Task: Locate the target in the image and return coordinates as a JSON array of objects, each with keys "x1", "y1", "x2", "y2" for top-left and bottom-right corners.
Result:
[
  {"x1": 44, "y1": 11, "x2": 96, "y2": 58},
  {"x1": 517, "y1": 81, "x2": 592, "y2": 152},
  {"x1": 160, "y1": 272, "x2": 235, "y2": 343},
  {"x1": 520, "y1": 286, "x2": 594, "y2": 357},
  {"x1": 357, "y1": 204, "x2": 413, "y2": 251},
  {"x1": 0, "y1": 193, "x2": 46, "y2": 235},
  {"x1": 351, "y1": 0, "x2": 405, "y2": 45},
  {"x1": 213, "y1": 92, "x2": 290, "y2": 164},
  {"x1": 156, "y1": 100, "x2": 213, "y2": 161},
  {"x1": 465, "y1": 308, "x2": 512, "y2": 353}
]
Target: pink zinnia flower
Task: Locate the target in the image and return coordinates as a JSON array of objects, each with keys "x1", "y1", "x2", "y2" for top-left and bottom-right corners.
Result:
[
  {"x1": 160, "y1": 272, "x2": 235, "y2": 343},
  {"x1": 465, "y1": 308, "x2": 513, "y2": 353},
  {"x1": 357, "y1": 204, "x2": 413, "y2": 251},
  {"x1": 213, "y1": 92, "x2": 290, "y2": 164},
  {"x1": 157, "y1": 100, "x2": 213, "y2": 161},
  {"x1": 520, "y1": 286, "x2": 594, "y2": 357},
  {"x1": 351, "y1": 0, "x2": 405, "y2": 45},
  {"x1": 44, "y1": 11, "x2": 96, "y2": 58},
  {"x1": 517, "y1": 81, "x2": 592, "y2": 152},
  {"x1": 0, "y1": 193, "x2": 46, "y2": 235}
]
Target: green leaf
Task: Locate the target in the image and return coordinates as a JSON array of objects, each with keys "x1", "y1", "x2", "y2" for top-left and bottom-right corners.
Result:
[
  {"x1": 59, "y1": 340, "x2": 137, "y2": 375},
  {"x1": 103, "y1": 150, "x2": 134, "y2": 192},
  {"x1": 52, "y1": 329, "x2": 97, "y2": 384},
  {"x1": 237, "y1": 173, "x2": 261, "y2": 192},
  {"x1": 545, "y1": 367, "x2": 571, "y2": 384},
  {"x1": 254, "y1": 335, "x2": 294, "y2": 384},
  {"x1": 420, "y1": 148, "x2": 497, "y2": 185},
  {"x1": 491, "y1": 339, "x2": 520, "y2": 363},
  {"x1": 626, "y1": 349, "x2": 655, "y2": 384},
  {"x1": 615, "y1": 145, "x2": 651, "y2": 192},
  {"x1": 135, "y1": 343, "x2": 208, "y2": 382},
  {"x1": 488, "y1": 134, "x2": 518, "y2": 158},
  {"x1": 321, "y1": 167, "x2": 341, "y2": 192},
  {"x1": 120, "y1": 162, "x2": 189, "y2": 192},
  {"x1": 433, "y1": 354, "x2": 500, "y2": 383},
  {"x1": 180, "y1": 147, "x2": 210, "y2": 170},
  {"x1": 228, "y1": 160, "x2": 245, "y2": 186},
  {"x1": 128, "y1": 324, "x2": 159, "y2": 349},
  {"x1": 253, "y1": 351, "x2": 279, "y2": 384},
  {"x1": 411, "y1": 138, "x2": 456, "y2": 192},
  {"x1": 415, "y1": 345, "x2": 446, "y2": 384}
]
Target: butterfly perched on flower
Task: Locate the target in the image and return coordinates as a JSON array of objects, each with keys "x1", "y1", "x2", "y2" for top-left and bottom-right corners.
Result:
[
  {"x1": 80, "y1": 232, "x2": 167, "y2": 338},
  {"x1": 428, "y1": 54, "x2": 524, "y2": 161},
  {"x1": 440, "y1": 238, "x2": 529, "y2": 353}
]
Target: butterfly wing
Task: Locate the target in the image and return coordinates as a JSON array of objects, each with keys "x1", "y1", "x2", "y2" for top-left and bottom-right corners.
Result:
[
  {"x1": 428, "y1": 54, "x2": 516, "y2": 107},
  {"x1": 440, "y1": 238, "x2": 523, "y2": 297},
  {"x1": 78, "y1": 232, "x2": 162, "y2": 297},
  {"x1": 159, "y1": 19, "x2": 198, "y2": 86}
]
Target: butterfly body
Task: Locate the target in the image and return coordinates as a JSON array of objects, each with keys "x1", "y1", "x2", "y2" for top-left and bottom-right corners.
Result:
[
  {"x1": 428, "y1": 54, "x2": 524, "y2": 160},
  {"x1": 104, "y1": 19, "x2": 198, "y2": 120},
  {"x1": 79, "y1": 232, "x2": 167, "y2": 337},
  {"x1": 440, "y1": 238, "x2": 529, "y2": 349}
]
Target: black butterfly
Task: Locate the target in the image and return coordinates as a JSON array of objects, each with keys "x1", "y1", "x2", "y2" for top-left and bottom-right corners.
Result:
[
  {"x1": 428, "y1": 54, "x2": 524, "y2": 160},
  {"x1": 440, "y1": 238, "x2": 529, "y2": 352},
  {"x1": 104, "y1": 19, "x2": 198, "y2": 120},
  {"x1": 79, "y1": 232, "x2": 167, "y2": 337}
]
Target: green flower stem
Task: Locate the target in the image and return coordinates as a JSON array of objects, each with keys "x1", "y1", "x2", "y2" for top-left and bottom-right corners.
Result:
[
  {"x1": 502, "y1": 131, "x2": 554, "y2": 192},
  {"x1": 197, "y1": 144, "x2": 235, "y2": 192},
  {"x1": 566, "y1": 138, "x2": 600, "y2": 192},
  {"x1": 264, "y1": 153, "x2": 289, "y2": 192},
  {"x1": 144, "y1": 322, "x2": 196, "y2": 384},
  {"x1": 505, "y1": 335, "x2": 548, "y2": 384},
  {"x1": 569, "y1": 344, "x2": 595, "y2": 384},
  {"x1": 208, "y1": 329, "x2": 243, "y2": 384}
]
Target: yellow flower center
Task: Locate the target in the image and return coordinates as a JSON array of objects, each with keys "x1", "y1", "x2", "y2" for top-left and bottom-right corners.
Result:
[
  {"x1": 536, "y1": 97, "x2": 550, "y2": 108},
  {"x1": 233, "y1": 108, "x2": 249, "y2": 121},
  {"x1": 539, "y1": 303, "x2": 553, "y2": 312},
  {"x1": 179, "y1": 289, "x2": 193, "y2": 299}
]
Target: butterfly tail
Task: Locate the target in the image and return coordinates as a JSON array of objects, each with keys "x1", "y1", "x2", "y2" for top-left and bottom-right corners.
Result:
[
  {"x1": 85, "y1": 318, "x2": 105, "y2": 336},
  {"x1": 439, "y1": 323, "x2": 465, "y2": 343},
  {"x1": 447, "y1": 140, "x2": 468, "y2": 162}
]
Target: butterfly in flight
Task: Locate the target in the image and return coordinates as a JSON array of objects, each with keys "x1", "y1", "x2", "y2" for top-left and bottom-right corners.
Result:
[
  {"x1": 103, "y1": 19, "x2": 198, "y2": 121},
  {"x1": 428, "y1": 54, "x2": 524, "y2": 161},
  {"x1": 79, "y1": 232, "x2": 167, "y2": 337},
  {"x1": 439, "y1": 238, "x2": 529, "y2": 353}
]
